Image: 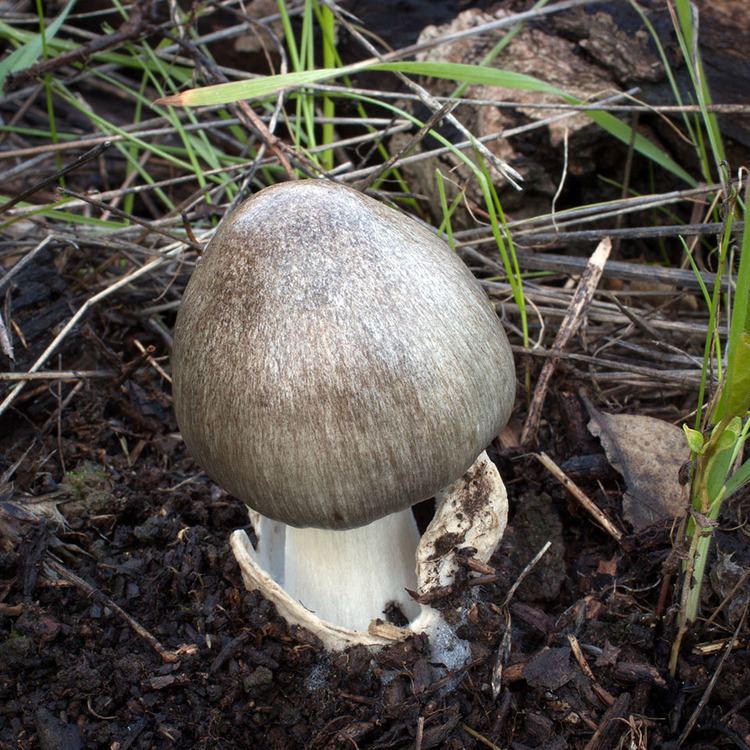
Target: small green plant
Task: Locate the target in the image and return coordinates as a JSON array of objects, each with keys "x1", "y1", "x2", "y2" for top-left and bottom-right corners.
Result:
[
  {"x1": 666, "y1": 0, "x2": 750, "y2": 671},
  {"x1": 670, "y1": 186, "x2": 750, "y2": 674},
  {"x1": 63, "y1": 461, "x2": 110, "y2": 501}
]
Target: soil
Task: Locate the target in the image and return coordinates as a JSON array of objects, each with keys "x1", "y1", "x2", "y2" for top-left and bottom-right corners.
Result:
[{"x1": 1, "y1": 1, "x2": 750, "y2": 749}]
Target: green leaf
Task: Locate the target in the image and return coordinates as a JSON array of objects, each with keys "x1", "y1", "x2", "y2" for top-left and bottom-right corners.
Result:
[
  {"x1": 714, "y1": 189, "x2": 750, "y2": 422},
  {"x1": 683, "y1": 424, "x2": 705, "y2": 454},
  {"x1": 706, "y1": 445, "x2": 735, "y2": 504},
  {"x1": 715, "y1": 331, "x2": 750, "y2": 421},
  {"x1": 704, "y1": 417, "x2": 742, "y2": 503},
  {"x1": 716, "y1": 416, "x2": 743, "y2": 451},
  {"x1": 0, "y1": 0, "x2": 76, "y2": 89},
  {"x1": 156, "y1": 64, "x2": 364, "y2": 106},
  {"x1": 374, "y1": 61, "x2": 565, "y2": 95}
]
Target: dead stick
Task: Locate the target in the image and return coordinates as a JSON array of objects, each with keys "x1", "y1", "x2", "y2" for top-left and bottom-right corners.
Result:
[
  {"x1": 0, "y1": 236, "x2": 54, "y2": 295},
  {"x1": 704, "y1": 567, "x2": 750, "y2": 629},
  {"x1": 45, "y1": 557, "x2": 195, "y2": 664},
  {"x1": 460, "y1": 723, "x2": 504, "y2": 750},
  {"x1": 58, "y1": 188, "x2": 203, "y2": 253},
  {"x1": 414, "y1": 716, "x2": 425, "y2": 750},
  {"x1": 0, "y1": 141, "x2": 112, "y2": 215},
  {"x1": 234, "y1": 100, "x2": 296, "y2": 180},
  {"x1": 568, "y1": 634, "x2": 616, "y2": 706},
  {"x1": 0, "y1": 250, "x2": 177, "y2": 419},
  {"x1": 677, "y1": 603, "x2": 749, "y2": 746},
  {"x1": 0, "y1": 370, "x2": 115, "y2": 381},
  {"x1": 521, "y1": 237, "x2": 611, "y2": 445},
  {"x1": 583, "y1": 692, "x2": 631, "y2": 750},
  {"x1": 356, "y1": 101, "x2": 456, "y2": 191},
  {"x1": 536, "y1": 452, "x2": 624, "y2": 543},
  {"x1": 491, "y1": 541, "x2": 552, "y2": 697}
]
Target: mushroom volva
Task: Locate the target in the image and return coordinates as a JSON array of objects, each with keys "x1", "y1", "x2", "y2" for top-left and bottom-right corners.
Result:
[{"x1": 172, "y1": 180, "x2": 515, "y2": 650}]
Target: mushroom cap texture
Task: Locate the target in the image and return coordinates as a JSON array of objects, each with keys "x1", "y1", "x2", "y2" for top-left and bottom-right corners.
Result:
[{"x1": 173, "y1": 181, "x2": 515, "y2": 529}]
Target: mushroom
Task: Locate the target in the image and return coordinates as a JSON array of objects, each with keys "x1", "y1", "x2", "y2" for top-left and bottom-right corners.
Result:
[{"x1": 172, "y1": 180, "x2": 515, "y2": 650}]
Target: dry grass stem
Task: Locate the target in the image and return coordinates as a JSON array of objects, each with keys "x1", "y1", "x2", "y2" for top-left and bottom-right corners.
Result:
[
  {"x1": 58, "y1": 188, "x2": 204, "y2": 252},
  {"x1": 355, "y1": 101, "x2": 457, "y2": 191},
  {"x1": 0, "y1": 246, "x2": 181, "y2": 419},
  {"x1": 0, "y1": 370, "x2": 116, "y2": 381},
  {"x1": 568, "y1": 633, "x2": 616, "y2": 706},
  {"x1": 491, "y1": 541, "x2": 552, "y2": 697}
]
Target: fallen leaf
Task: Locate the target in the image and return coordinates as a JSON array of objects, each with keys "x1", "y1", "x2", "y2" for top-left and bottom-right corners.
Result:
[
  {"x1": 523, "y1": 646, "x2": 575, "y2": 690},
  {"x1": 587, "y1": 408, "x2": 689, "y2": 531}
]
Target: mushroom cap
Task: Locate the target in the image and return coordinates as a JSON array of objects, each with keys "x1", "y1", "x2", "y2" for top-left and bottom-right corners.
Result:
[{"x1": 172, "y1": 181, "x2": 515, "y2": 529}]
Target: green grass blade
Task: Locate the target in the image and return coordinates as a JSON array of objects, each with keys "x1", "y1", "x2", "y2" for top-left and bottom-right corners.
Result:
[
  {"x1": 451, "y1": 0, "x2": 551, "y2": 99},
  {"x1": 158, "y1": 64, "x2": 364, "y2": 106},
  {"x1": 0, "y1": 0, "x2": 75, "y2": 89},
  {"x1": 375, "y1": 62, "x2": 696, "y2": 185},
  {"x1": 161, "y1": 60, "x2": 696, "y2": 185},
  {"x1": 316, "y1": 0, "x2": 337, "y2": 170},
  {"x1": 435, "y1": 170, "x2": 457, "y2": 250},
  {"x1": 277, "y1": 0, "x2": 301, "y2": 71},
  {"x1": 670, "y1": 0, "x2": 726, "y2": 178}
]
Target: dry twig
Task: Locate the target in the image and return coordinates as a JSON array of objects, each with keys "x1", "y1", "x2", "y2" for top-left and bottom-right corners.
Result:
[
  {"x1": 45, "y1": 557, "x2": 197, "y2": 664},
  {"x1": 522, "y1": 238, "x2": 611, "y2": 445},
  {"x1": 583, "y1": 692, "x2": 631, "y2": 750},
  {"x1": 535, "y1": 452, "x2": 624, "y2": 543},
  {"x1": 58, "y1": 188, "x2": 204, "y2": 253},
  {"x1": 568, "y1": 633, "x2": 616, "y2": 706},
  {"x1": 0, "y1": 245, "x2": 182, "y2": 420},
  {"x1": 356, "y1": 102, "x2": 457, "y2": 191},
  {"x1": 677, "y1": 603, "x2": 749, "y2": 746},
  {"x1": 491, "y1": 541, "x2": 552, "y2": 698}
]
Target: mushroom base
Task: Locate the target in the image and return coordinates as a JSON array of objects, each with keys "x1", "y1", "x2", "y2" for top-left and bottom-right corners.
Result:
[{"x1": 230, "y1": 451, "x2": 509, "y2": 651}]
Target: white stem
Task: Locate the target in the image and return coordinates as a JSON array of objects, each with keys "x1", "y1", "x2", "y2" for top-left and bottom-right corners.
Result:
[
  {"x1": 283, "y1": 509, "x2": 421, "y2": 632},
  {"x1": 231, "y1": 451, "x2": 508, "y2": 651},
  {"x1": 231, "y1": 528, "x2": 408, "y2": 650}
]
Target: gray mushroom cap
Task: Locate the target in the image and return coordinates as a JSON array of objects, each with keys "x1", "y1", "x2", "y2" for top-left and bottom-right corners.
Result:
[{"x1": 172, "y1": 180, "x2": 515, "y2": 529}]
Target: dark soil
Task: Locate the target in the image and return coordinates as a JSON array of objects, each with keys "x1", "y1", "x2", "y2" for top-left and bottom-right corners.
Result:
[
  {"x1": 2, "y1": 248, "x2": 748, "y2": 748},
  {"x1": 2, "y1": 1, "x2": 750, "y2": 748}
]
